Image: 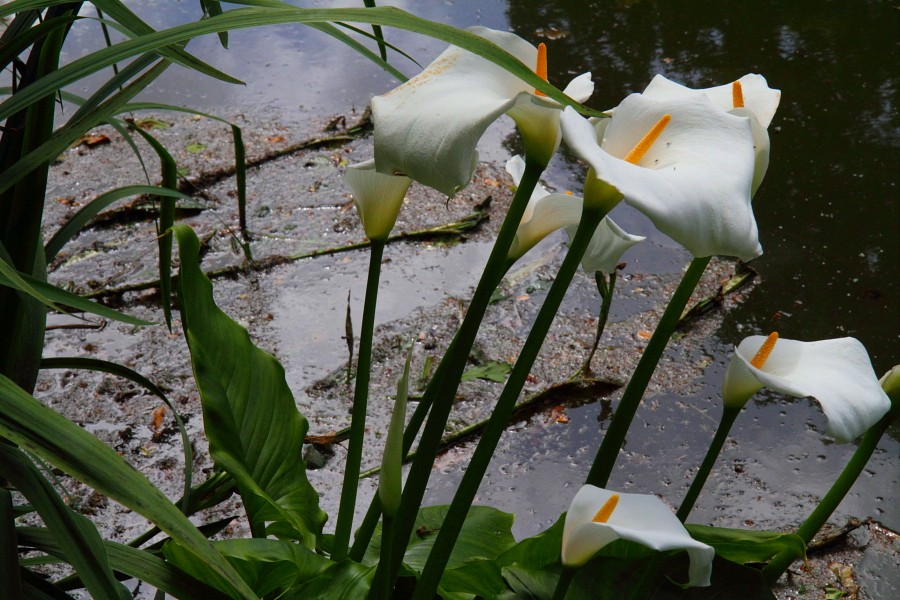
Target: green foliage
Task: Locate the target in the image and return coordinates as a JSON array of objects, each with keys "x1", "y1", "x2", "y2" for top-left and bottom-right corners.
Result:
[
  {"x1": 0, "y1": 374, "x2": 256, "y2": 598},
  {"x1": 686, "y1": 524, "x2": 806, "y2": 565},
  {"x1": 172, "y1": 224, "x2": 327, "y2": 546},
  {"x1": 462, "y1": 361, "x2": 513, "y2": 383}
]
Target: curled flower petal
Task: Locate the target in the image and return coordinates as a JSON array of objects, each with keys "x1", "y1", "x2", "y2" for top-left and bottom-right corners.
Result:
[
  {"x1": 343, "y1": 159, "x2": 411, "y2": 242},
  {"x1": 504, "y1": 156, "x2": 641, "y2": 267},
  {"x1": 561, "y1": 93, "x2": 760, "y2": 260},
  {"x1": 372, "y1": 27, "x2": 592, "y2": 196},
  {"x1": 563, "y1": 485, "x2": 714, "y2": 587},
  {"x1": 565, "y1": 217, "x2": 643, "y2": 274},
  {"x1": 642, "y1": 73, "x2": 781, "y2": 129},
  {"x1": 723, "y1": 336, "x2": 891, "y2": 442}
]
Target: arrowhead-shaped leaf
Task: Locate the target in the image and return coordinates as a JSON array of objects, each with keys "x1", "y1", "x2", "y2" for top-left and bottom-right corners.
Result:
[{"x1": 172, "y1": 224, "x2": 326, "y2": 547}]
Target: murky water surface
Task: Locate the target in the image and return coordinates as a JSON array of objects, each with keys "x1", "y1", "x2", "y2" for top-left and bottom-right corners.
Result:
[{"x1": 53, "y1": 0, "x2": 897, "y2": 538}]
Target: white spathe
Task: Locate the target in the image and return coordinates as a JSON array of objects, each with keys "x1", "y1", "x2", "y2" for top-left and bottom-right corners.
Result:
[
  {"x1": 723, "y1": 336, "x2": 892, "y2": 442},
  {"x1": 562, "y1": 485, "x2": 714, "y2": 587},
  {"x1": 560, "y1": 92, "x2": 760, "y2": 260},
  {"x1": 504, "y1": 155, "x2": 642, "y2": 270},
  {"x1": 641, "y1": 74, "x2": 780, "y2": 197},
  {"x1": 372, "y1": 26, "x2": 593, "y2": 196},
  {"x1": 343, "y1": 159, "x2": 412, "y2": 242}
]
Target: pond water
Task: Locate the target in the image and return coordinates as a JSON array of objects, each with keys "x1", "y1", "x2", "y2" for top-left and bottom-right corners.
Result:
[{"x1": 59, "y1": 0, "x2": 897, "y2": 535}]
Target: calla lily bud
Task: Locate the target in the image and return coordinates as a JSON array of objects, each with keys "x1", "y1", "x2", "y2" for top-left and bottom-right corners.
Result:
[
  {"x1": 723, "y1": 334, "x2": 891, "y2": 442},
  {"x1": 879, "y1": 365, "x2": 900, "y2": 406},
  {"x1": 562, "y1": 485, "x2": 714, "y2": 587},
  {"x1": 343, "y1": 159, "x2": 411, "y2": 243},
  {"x1": 379, "y1": 350, "x2": 412, "y2": 517}
]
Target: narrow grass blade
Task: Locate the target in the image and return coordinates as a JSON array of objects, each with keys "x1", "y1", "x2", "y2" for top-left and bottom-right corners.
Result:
[
  {"x1": 0, "y1": 374, "x2": 256, "y2": 598},
  {"x1": 17, "y1": 527, "x2": 230, "y2": 599},
  {"x1": 0, "y1": 444, "x2": 131, "y2": 600},
  {"x1": 40, "y1": 356, "x2": 194, "y2": 513},
  {"x1": 44, "y1": 185, "x2": 191, "y2": 262},
  {"x1": 0, "y1": 264, "x2": 154, "y2": 326},
  {"x1": 129, "y1": 127, "x2": 178, "y2": 329}
]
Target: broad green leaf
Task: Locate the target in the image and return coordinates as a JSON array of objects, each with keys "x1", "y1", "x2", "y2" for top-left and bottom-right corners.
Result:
[
  {"x1": 462, "y1": 361, "x2": 512, "y2": 383},
  {"x1": 0, "y1": 265, "x2": 154, "y2": 326},
  {"x1": 282, "y1": 560, "x2": 376, "y2": 599},
  {"x1": 44, "y1": 185, "x2": 191, "y2": 262},
  {"x1": 16, "y1": 527, "x2": 229, "y2": 599},
  {"x1": 364, "y1": 505, "x2": 516, "y2": 585},
  {"x1": 438, "y1": 557, "x2": 507, "y2": 600},
  {"x1": 686, "y1": 524, "x2": 806, "y2": 566},
  {"x1": 172, "y1": 224, "x2": 326, "y2": 546},
  {"x1": 165, "y1": 538, "x2": 331, "y2": 597},
  {"x1": 40, "y1": 356, "x2": 193, "y2": 513},
  {"x1": 0, "y1": 7, "x2": 600, "y2": 124},
  {"x1": 0, "y1": 374, "x2": 256, "y2": 599},
  {"x1": 497, "y1": 515, "x2": 564, "y2": 570},
  {"x1": 0, "y1": 445, "x2": 130, "y2": 599}
]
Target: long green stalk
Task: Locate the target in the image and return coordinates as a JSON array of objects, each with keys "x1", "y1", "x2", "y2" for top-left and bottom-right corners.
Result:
[
  {"x1": 585, "y1": 256, "x2": 711, "y2": 487},
  {"x1": 412, "y1": 207, "x2": 605, "y2": 600},
  {"x1": 332, "y1": 239, "x2": 385, "y2": 561},
  {"x1": 676, "y1": 406, "x2": 741, "y2": 522},
  {"x1": 761, "y1": 397, "x2": 898, "y2": 585},
  {"x1": 372, "y1": 157, "x2": 546, "y2": 596}
]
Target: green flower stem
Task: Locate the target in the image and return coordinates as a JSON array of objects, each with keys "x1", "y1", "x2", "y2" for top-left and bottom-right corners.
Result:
[
  {"x1": 761, "y1": 398, "x2": 898, "y2": 585},
  {"x1": 332, "y1": 239, "x2": 385, "y2": 561},
  {"x1": 585, "y1": 256, "x2": 711, "y2": 488},
  {"x1": 551, "y1": 567, "x2": 577, "y2": 600},
  {"x1": 676, "y1": 405, "x2": 741, "y2": 522},
  {"x1": 582, "y1": 270, "x2": 617, "y2": 377},
  {"x1": 373, "y1": 157, "x2": 546, "y2": 596},
  {"x1": 348, "y1": 394, "x2": 432, "y2": 561},
  {"x1": 412, "y1": 208, "x2": 605, "y2": 600},
  {"x1": 373, "y1": 513, "x2": 396, "y2": 600}
]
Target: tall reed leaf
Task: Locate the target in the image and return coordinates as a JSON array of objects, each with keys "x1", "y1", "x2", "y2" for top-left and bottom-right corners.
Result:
[
  {"x1": 0, "y1": 374, "x2": 256, "y2": 599},
  {"x1": 0, "y1": 445, "x2": 132, "y2": 599},
  {"x1": 172, "y1": 224, "x2": 326, "y2": 547},
  {"x1": 0, "y1": 6, "x2": 597, "y2": 123}
]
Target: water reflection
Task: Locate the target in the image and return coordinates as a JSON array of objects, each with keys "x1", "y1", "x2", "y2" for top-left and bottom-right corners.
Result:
[{"x1": 506, "y1": 0, "x2": 899, "y2": 369}]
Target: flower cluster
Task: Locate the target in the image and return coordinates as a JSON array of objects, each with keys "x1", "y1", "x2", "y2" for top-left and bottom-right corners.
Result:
[{"x1": 338, "y1": 24, "x2": 891, "y2": 597}]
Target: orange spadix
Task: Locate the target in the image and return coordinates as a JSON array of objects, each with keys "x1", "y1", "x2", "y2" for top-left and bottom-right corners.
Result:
[
  {"x1": 592, "y1": 493, "x2": 620, "y2": 523},
  {"x1": 750, "y1": 332, "x2": 779, "y2": 369},
  {"x1": 623, "y1": 114, "x2": 672, "y2": 165}
]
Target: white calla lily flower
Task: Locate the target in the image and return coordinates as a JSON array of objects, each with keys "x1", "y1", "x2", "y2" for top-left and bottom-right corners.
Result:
[
  {"x1": 372, "y1": 26, "x2": 593, "y2": 196},
  {"x1": 642, "y1": 73, "x2": 781, "y2": 129},
  {"x1": 723, "y1": 334, "x2": 891, "y2": 443},
  {"x1": 504, "y1": 155, "x2": 642, "y2": 269},
  {"x1": 641, "y1": 74, "x2": 780, "y2": 197},
  {"x1": 343, "y1": 159, "x2": 412, "y2": 242},
  {"x1": 562, "y1": 485, "x2": 714, "y2": 587},
  {"x1": 560, "y1": 92, "x2": 761, "y2": 260}
]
